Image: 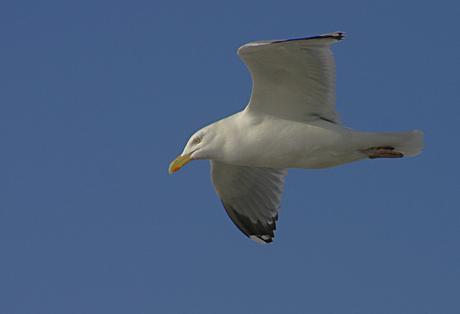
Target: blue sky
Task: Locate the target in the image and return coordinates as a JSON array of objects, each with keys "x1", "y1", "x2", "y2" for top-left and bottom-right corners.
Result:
[{"x1": 2, "y1": 1, "x2": 459, "y2": 313}]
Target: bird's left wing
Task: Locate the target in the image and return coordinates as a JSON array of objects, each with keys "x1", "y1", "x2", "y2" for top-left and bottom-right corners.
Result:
[
  {"x1": 210, "y1": 160, "x2": 288, "y2": 244},
  {"x1": 238, "y1": 31, "x2": 344, "y2": 124}
]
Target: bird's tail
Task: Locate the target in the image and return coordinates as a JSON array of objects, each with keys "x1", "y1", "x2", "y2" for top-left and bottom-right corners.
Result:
[{"x1": 371, "y1": 130, "x2": 424, "y2": 157}]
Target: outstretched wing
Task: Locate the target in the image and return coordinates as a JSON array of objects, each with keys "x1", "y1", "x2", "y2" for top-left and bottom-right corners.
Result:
[
  {"x1": 238, "y1": 31, "x2": 344, "y2": 124},
  {"x1": 210, "y1": 160, "x2": 288, "y2": 244}
]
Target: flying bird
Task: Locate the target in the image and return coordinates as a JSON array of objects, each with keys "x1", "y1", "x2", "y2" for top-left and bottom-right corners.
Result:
[{"x1": 169, "y1": 32, "x2": 423, "y2": 244}]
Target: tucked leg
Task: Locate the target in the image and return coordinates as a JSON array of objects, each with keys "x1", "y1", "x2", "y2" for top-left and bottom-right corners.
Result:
[{"x1": 360, "y1": 146, "x2": 404, "y2": 159}]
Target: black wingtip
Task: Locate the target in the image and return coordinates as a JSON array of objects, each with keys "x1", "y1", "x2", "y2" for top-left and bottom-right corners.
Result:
[
  {"x1": 272, "y1": 31, "x2": 345, "y2": 44},
  {"x1": 314, "y1": 31, "x2": 345, "y2": 41},
  {"x1": 222, "y1": 200, "x2": 277, "y2": 244}
]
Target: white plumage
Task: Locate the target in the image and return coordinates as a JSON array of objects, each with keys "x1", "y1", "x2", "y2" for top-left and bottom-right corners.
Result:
[{"x1": 169, "y1": 32, "x2": 423, "y2": 244}]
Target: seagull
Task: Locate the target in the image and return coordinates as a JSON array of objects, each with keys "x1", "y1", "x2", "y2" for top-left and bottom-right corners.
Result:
[{"x1": 169, "y1": 32, "x2": 424, "y2": 244}]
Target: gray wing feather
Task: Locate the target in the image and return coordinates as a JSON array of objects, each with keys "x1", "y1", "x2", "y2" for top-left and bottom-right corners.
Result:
[
  {"x1": 210, "y1": 160, "x2": 288, "y2": 244},
  {"x1": 237, "y1": 31, "x2": 344, "y2": 124}
]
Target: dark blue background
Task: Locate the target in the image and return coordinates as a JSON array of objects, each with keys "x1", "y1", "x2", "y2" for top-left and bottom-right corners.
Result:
[{"x1": 1, "y1": 1, "x2": 459, "y2": 313}]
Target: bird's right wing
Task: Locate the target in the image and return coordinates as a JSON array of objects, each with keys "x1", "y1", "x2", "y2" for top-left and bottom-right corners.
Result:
[
  {"x1": 210, "y1": 160, "x2": 288, "y2": 244},
  {"x1": 238, "y1": 31, "x2": 344, "y2": 124}
]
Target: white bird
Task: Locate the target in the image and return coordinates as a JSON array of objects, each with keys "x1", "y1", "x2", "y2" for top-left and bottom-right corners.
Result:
[{"x1": 169, "y1": 32, "x2": 423, "y2": 244}]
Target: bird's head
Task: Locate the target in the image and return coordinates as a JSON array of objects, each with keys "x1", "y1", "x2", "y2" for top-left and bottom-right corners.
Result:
[{"x1": 169, "y1": 126, "x2": 218, "y2": 174}]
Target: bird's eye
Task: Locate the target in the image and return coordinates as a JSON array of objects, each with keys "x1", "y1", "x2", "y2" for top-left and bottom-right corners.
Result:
[{"x1": 194, "y1": 138, "x2": 201, "y2": 144}]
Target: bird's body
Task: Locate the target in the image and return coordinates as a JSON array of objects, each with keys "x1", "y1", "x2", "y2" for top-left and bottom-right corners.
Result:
[
  {"x1": 169, "y1": 32, "x2": 424, "y2": 244},
  {"x1": 201, "y1": 110, "x2": 422, "y2": 170}
]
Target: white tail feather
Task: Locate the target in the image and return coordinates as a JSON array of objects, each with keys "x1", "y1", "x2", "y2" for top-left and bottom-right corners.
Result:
[{"x1": 374, "y1": 130, "x2": 424, "y2": 157}]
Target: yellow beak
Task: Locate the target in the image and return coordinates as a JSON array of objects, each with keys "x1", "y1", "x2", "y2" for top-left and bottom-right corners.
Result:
[{"x1": 169, "y1": 153, "x2": 192, "y2": 174}]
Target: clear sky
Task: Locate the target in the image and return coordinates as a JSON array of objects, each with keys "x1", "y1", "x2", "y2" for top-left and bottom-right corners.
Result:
[{"x1": 2, "y1": 1, "x2": 459, "y2": 313}]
